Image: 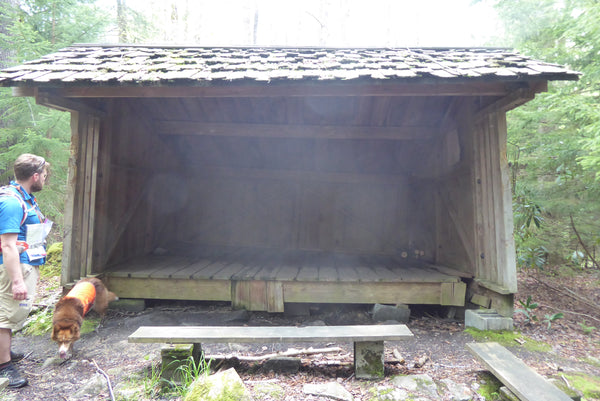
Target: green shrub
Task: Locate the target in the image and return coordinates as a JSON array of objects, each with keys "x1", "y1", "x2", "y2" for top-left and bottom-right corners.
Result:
[{"x1": 41, "y1": 242, "x2": 62, "y2": 277}]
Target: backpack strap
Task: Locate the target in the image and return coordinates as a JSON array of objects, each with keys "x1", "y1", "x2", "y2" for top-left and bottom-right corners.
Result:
[{"x1": 0, "y1": 186, "x2": 28, "y2": 226}]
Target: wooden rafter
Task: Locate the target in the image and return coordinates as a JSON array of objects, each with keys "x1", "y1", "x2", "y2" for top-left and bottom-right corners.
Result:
[
  {"x1": 157, "y1": 121, "x2": 437, "y2": 140},
  {"x1": 52, "y1": 81, "x2": 519, "y2": 99}
]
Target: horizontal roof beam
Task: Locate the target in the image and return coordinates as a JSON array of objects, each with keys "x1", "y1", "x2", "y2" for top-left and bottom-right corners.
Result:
[
  {"x1": 157, "y1": 121, "x2": 438, "y2": 140},
  {"x1": 47, "y1": 81, "x2": 532, "y2": 98}
]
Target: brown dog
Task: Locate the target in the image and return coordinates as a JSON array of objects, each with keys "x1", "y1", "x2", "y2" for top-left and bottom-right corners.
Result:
[{"x1": 51, "y1": 277, "x2": 118, "y2": 358}]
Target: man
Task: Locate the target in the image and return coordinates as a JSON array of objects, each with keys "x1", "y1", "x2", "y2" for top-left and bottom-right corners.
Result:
[{"x1": 0, "y1": 154, "x2": 50, "y2": 388}]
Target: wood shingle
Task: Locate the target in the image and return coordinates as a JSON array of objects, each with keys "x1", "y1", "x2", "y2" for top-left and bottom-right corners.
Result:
[{"x1": 0, "y1": 45, "x2": 579, "y2": 88}]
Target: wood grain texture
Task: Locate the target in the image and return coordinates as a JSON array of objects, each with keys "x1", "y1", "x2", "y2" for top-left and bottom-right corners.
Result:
[
  {"x1": 129, "y1": 324, "x2": 413, "y2": 344},
  {"x1": 467, "y1": 342, "x2": 572, "y2": 401}
]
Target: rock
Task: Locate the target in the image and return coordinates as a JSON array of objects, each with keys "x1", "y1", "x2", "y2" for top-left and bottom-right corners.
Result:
[
  {"x1": 499, "y1": 386, "x2": 520, "y2": 401},
  {"x1": 72, "y1": 373, "x2": 107, "y2": 399},
  {"x1": 372, "y1": 304, "x2": 410, "y2": 323},
  {"x1": 184, "y1": 367, "x2": 253, "y2": 401},
  {"x1": 413, "y1": 354, "x2": 430, "y2": 368},
  {"x1": 438, "y1": 378, "x2": 473, "y2": 401},
  {"x1": 252, "y1": 382, "x2": 285, "y2": 399},
  {"x1": 368, "y1": 385, "x2": 409, "y2": 400},
  {"x1": 391, "y1": 374, "x2": 439, "y2": 399},
  {"x1": 263, "y1": 357, "x2": 301, "y2": 373},
  {"x1": 42, "y1": 356, "x2": 64, "y2": 369},
  {"x1": 303, "y1": 381, "x2": 354, "y2": 401},
  {"x1": 114, "y1": 380, "x2": 145, "y2": 401}
]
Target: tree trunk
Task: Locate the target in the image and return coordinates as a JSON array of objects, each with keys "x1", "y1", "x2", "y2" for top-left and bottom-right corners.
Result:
[
  {"x1": 117, "y1": 0, "x2": 127, "y2": 43},
  {"x1": 0, "y1": 0, "x2": 17, "y2": 67}
]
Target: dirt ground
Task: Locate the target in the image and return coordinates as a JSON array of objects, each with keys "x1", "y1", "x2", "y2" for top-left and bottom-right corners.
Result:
[{"x1": 4, "y1": 269, "x2": 600, "y2": 401}]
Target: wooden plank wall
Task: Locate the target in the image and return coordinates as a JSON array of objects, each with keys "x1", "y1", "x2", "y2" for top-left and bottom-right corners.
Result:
[
  {"x1": 432, "y1": 109, "x2": 477, "y2": 275},
  {"x1": 153, "y1": 95, "x2": 446, "y2": 258},
  {"x1": 471, "y1": 108, "x2": 518, "y2": 292},
  {"x1": 94, "y1": 99, "x2": 183, "y2": 269},
  {"x1": 62, "y1": 111, "x2": 101, "y2": 284},
  {"x1": 180, "y1": 174, "x2": 411, "y2": 254}
]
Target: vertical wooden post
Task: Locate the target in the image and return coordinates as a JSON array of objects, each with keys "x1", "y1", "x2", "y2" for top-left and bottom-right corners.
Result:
[
  {"x1": 62, "y1": 111, "x2": 102, "y2": 284},
  {"x1": 61, "y1": 111, "x2": 81, "y2": 285}
]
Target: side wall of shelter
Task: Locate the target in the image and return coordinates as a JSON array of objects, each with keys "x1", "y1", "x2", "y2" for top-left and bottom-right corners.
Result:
[{"x1": 62, "y1": 99, "x2": 182, "y2": 284}]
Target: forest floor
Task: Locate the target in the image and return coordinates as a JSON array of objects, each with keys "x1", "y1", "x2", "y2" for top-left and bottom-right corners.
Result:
[{"x1": 2, "y1": 269, "x2": 600, "y2": 400}]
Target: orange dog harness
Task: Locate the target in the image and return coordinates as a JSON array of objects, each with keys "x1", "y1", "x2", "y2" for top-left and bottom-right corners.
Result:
[{"x1": 65, "y1": 281, "x2": 96, "y2": 316}]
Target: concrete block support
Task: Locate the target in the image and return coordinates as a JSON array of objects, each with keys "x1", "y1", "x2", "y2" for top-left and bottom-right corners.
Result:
[
  {"x1": 465, "y1": 309, "x2": 513, "y2": 331},
  {"x1": 354, "y1": 341, "x2": 384, "y2": 379},
  {"x1": 160, "y1": 343, "x2": 202, "y2": 382}
]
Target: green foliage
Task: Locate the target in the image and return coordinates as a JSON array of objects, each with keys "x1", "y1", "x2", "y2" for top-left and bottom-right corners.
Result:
[
  {"x1": 561, "y1": 372, "x2": 600, "y2": 400},
  {"x1": 578, "y1": 320, "x2": 596, "y2": 335},
  {"x1": 0, "y1": 1, "x2": 110, "y2": 243},
  {"x1": 137, "y1": 362, "x2": 165, "y2": 399},
  {"x1": 465, "y1": 327, "x2": 552, "y2": 352},
  {"x1": 40, "y1": 241, "x2": 62, "y2": 277},
  {"x1": 168, "y1": 356, "x2": 212, "y2": 398},
  {"x1": 475, "y1": 372, "x2": 503, "y2": 400},
  {"x1": 490, "y1": 0, "x2": 600, "y2": 268},
  {"x1": 0, "y1": 0, "x2": 110, "y2": 61},
  {"x1": 22, "y1": 306, "x2": 53, "y2": 335},
  {"x1": 542, "y1": 312, "x2": 564, "y2": 330},
  {"x1": 80, "y1": 317, "x2": 99, "y2": 334},
  {"x1": 515, "y1": 295, "x2": 539, "y2": 323},
  {"x1": 135, "y1": 356, "x2": 212, "y2": 399},
  {"x1": 517, "y1": 246, "x2": 548, "y2": 271}
]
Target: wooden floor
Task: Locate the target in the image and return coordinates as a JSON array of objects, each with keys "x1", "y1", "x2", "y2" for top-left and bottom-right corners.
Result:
[{"x1": 104, "y1": 247, "x2": 470, "y2": 311}]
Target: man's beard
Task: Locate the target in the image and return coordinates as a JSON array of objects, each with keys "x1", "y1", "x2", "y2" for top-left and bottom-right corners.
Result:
[{"x1": 31, "y1": 180, "x2": 43, "y2": 192}]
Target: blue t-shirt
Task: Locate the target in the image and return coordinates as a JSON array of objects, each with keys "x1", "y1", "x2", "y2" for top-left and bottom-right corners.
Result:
[{"x1": 0, "y1": 182, "x2": 46, "y2": 265}]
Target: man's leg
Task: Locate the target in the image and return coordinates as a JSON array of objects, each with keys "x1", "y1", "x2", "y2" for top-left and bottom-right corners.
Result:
[{"x1": 0, "y1": 327, "x2": 11, "y2": 364}]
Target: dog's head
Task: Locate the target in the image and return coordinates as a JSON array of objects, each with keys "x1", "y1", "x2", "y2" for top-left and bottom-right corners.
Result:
[{"x1": 51, "y1": 321, "x2": 81, "y2": 359}]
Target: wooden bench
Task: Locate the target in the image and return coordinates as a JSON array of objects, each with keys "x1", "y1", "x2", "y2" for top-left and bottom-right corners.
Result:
[
  {"x1": 467, "y1": 342, "x2": 573, "y2": 401},
  {"x1": 129, "y1": 324, "x2": 413, "y2": 379}
]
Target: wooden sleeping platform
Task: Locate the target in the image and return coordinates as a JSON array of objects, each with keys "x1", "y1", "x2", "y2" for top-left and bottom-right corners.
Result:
[{"x1": 104, "y1": 247, "x2": 469, "y2": 312}]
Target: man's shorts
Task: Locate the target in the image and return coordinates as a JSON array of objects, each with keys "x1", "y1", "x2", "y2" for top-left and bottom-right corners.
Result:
[{"x1": 0, "y1": 263, "x2": 39, "y2": 330}]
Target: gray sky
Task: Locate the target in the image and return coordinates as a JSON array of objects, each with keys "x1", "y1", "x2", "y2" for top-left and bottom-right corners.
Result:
[{"x1": 102, "y1": 0, "x2": 502, "y2": 47}]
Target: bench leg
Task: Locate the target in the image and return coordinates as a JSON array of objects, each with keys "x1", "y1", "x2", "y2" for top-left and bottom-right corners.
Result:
[
  {"x1": 354, "y1": 341, "x2": 384, "y2": 379},
  {"x1": 161, "y1": 343, "x2": 203, "y2": 382}
]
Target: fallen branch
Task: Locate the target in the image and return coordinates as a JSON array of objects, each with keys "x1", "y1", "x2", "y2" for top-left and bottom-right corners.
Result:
[
  {"x1": 528, "y1": 274, "x2": 600, "y2": 315},
  {"x1": 92, "y1": 359, "x2": 115, "y2": 401},
  {"x1": 206, "y1": 346, "x2": 344, "y2": 362},
  {"x1": 313, "y1": 360, "x2": 346, "y2": 366},
  {"x1": 537, "y1": 303, "x2": 600, "y2": 324},
  {"x1": 570, "y1": 214, "x2": 600, "y2": 270}
]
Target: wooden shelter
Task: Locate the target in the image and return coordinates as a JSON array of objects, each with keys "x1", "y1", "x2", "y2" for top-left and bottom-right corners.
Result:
[{"x1": 0, "y1": 45, "x2": 578, "y2": 316}]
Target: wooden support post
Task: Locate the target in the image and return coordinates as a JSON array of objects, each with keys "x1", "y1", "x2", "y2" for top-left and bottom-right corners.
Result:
[
  {"x1": 440, "y1": 282, "x2": 467, "y2": 306},
  {"x1": 354, "y1": 341, "x2": 384, "y2": 379}
]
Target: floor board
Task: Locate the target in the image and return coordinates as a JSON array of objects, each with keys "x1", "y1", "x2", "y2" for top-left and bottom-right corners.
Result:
[{"x1": 106, "y1": 248, "x2": 462, "y2": 284}]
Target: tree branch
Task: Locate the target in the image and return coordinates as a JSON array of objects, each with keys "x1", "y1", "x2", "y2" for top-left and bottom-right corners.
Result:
[{"x1": 570, "y1": 214, "x2": 599, "y2": 270}]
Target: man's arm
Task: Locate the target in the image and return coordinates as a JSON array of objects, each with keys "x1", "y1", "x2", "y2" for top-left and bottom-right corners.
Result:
[{"x1": 0, "y1": 233, "x2": 27, "y2": 300}]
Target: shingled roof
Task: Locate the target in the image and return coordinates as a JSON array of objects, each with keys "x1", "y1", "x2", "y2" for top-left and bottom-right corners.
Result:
[{"x1": 0, "y1": 44, "x2": 579, "y2": 88}]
